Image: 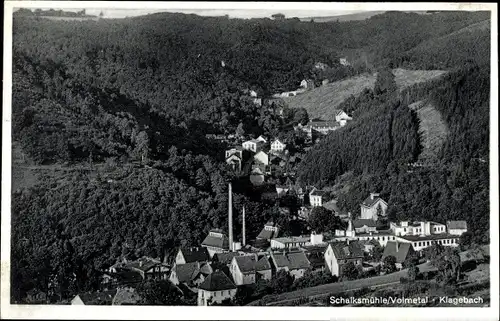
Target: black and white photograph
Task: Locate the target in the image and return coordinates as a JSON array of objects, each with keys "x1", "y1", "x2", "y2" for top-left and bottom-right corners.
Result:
[{"x1": 1, "y1": 1, "x2": 498, "y2": 320}]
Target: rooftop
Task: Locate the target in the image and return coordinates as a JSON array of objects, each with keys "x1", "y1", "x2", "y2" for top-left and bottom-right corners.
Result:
[
  {"x1": 75, "y1": 290, "x2": 117, "y2": 305},
  {"x1": 398, "y1": 233, "x2": 460, "y2": 242},
  {"x1": 382, "y1": 241, "x2": 413, "y2": 264},
  {"x1": 447, "y1": 220, "x2": 467, "y2": 230},
  {"x1": 328, "y1": 241, "x2": 364, "y2": 260},
  {"x1": 199, "y1": 270, "x2": 236, "y2": 292},
  {"x1": 353, "y1": 219, "x2": 378, "y2": 228},
  {"x1": 272, "y1": 235, "x2": 310, "y2": 244},
  {"x1": 178, "y1": 247, "x2": 210, "y2": 264},
  {"x1": 361, "y1": 193, "x2": 387, "y2": 208},
  {"x1": 202, "y1": 231, "x2": 229, "y2": 250}
]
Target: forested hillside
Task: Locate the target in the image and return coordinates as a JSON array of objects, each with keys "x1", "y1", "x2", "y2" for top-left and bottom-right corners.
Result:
[{"x1": 10, "y1": 10, "x2": 491, "y2": 303}]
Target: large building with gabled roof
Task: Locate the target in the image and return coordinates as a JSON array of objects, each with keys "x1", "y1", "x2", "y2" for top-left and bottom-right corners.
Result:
[{"x1": 360, "y1": 192, "x2": 388, "y2": 220}]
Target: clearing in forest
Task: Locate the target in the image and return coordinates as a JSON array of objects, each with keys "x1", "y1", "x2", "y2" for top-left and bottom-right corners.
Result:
[
  {"x1": 408, "y1": 100, "x2": 449, "y2": 164},
  {"x1": 283, "y1": 69, "x2": 446, "y2": 120}
]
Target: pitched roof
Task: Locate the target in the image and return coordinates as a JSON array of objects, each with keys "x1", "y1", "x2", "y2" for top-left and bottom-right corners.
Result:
[
  {"x1": 329, "y1": 241, "x2": 364, "y2": 260},
  {"x1": 361, "y1": 194, "x2": 387, "y2": 208},
  {"x1": 310, "y1": 189, "x2": 329, "y2": 197},
  {"x1": 112, "y1": 287, "x2": 141, "y2": 305},
  {"x1": 213, "y1": 252, "x2": 240, "y2": 265},
  {"x1": 271, "y1": 252, "x2": 290, "y2": 268},
  {"x1": 254, "y1": 256, "x2": 271, "y2": 271},
  {"x1": 202, "y1": 232, "x2": 229, "y2": 250},
  {"x1": 286, "y1": 251, "x2": 311, "y2": 270},
  {"x1": 447, "y1": 220, "x2": 467, "y2": 230},
  {"x1": 272, "y1": 235, "x2": 310, "y2": 245},
  {"x1": 397, "y1": 233, "x2": 459, "y2": 242},
  {"x1": 353, "y1": 219, "x2": 378, "y2": 228},
  {"x1": 257, "y1": 222, "x2": 279, "y2": 240},
  {"x1": 179, "y1": 247, "x2": 210, "y2": 264},
  {"x1": 126, "y1": 257, "x2": 163, "y2": 273},
  {"x1": 75, "y1": 290, "x2": 117, "y2": 305},
  {"x1": 199, "y1": 270, "x2": 236, "y2": 292},
  {"x1": 234, "y1": 255, "x2": 258, "y2": 274},
  {"x1": 173, "y1": 262, "x2": 201, "y2": 283},
  {"x1": 382, "y1": 241, "x2": 413, "y2": 264}
]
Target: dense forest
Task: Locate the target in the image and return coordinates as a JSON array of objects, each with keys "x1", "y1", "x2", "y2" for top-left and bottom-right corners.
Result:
[{"x1": 10, "y1": 10, "x2": 491, "y2": 303}]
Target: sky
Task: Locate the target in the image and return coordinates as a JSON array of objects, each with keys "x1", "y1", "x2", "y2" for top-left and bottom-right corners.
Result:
[{"x1": 16, "y1": 7, "x2": 367, "y2": 19}]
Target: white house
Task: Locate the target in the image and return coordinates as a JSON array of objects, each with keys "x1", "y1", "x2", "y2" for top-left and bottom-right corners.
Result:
[
  {"x1": 324, "y1": 241, "x2": 364, "y2": 278},
  {"x1": 242, "y1": 139, "x2": 263, "y2": 153},
  {"x1": 309, "y1": 188, "x2": 331, "y2": 207},
  {"x1": 446, "y1": 221, "x2": 468, "y2": 236},
  {"x1": 256, "y1": 135, "x2": 267, "y2": 143},
  {"x1": 197, "y1": 271, "x2": 237, "y2": 306},
  {"x1": 225, "y1": 147, "x2": 243, "y2": 172},
  {"x1": 389, "y1": 221, "x2": 446, "y2": 237},
  {"x1": 270, "y1": 139, "x2": 287, "y2": 153},
  {"x1": 395, "y1": 234, "x2": 460, "y2": 252},
  {"x1": 339, "y1": 58, "x2": 350, "y2": 66},
  {"x1": 360, "y1": 193, "x2": 388, "y2": 220},
  {"x1": 271, "y1": 235, "x2": 310, "y2": 249},
  {"x1": 298, "y1": 120, "x2": 342, "y2": 138},
  {"x1": 253, "y1": 150, "x2": 269, "y2": 166},
  {"x1": 334, "y1": 110, "x2": 352, "y2": 123},
  {"x1": 300, "y1": 79, "x2": 315, "y2": 90}
]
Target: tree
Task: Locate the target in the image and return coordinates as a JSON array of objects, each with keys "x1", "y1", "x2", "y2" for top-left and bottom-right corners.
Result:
[
  {"x1": 431, "y1": 247, "x2": 462, "y2": 285},
  {"x1": 341, "y1": 261, "x2": 359, "y2": 281},
  {"x1": 459, "y1": 231, "x2": 474, "y2": 251},
  {"x1": 293, "y1": 108, "x2": 309, "y2": 126},
  {"x1": 270, "y1": 270, "x2": 294, "y2": 294},
  {"x1": 308, "y1": 206, "x2": 343, "y2": 233},
  {"x1": 136, "y1": 279, "x2": 184, "y2": 305},
  {"x1": 374, "y1": 67, "x2": 397, "y2": 95},
  {"x1": 407, "y1": 261, "x2": 420, "y2": 282},
  {"x1": 382, "y1": 255, "x2": 397, "y2": 274},
  {"x1": 369, "y1": 241, "x2": 384, "y2": 262},
  {"x1": 376, "y1": 203, "x2": 383, "y2": 219}
]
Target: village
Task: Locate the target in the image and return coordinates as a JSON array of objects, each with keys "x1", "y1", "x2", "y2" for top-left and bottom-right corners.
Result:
[{"x1": 66, "y1": 67, "x2": 475, "y2": 306}]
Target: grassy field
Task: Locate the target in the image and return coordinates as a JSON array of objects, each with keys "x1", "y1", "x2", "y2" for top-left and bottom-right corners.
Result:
[
  {"x1": 283, "y1": 69, "x2": 447, "y2": 120},
  {"x1": 409, "y1": 100, "x2": 449, "y2": 164}
]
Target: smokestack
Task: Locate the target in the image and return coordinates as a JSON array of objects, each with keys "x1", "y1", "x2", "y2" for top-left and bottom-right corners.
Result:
[
  {"x1": 228, "y1": 183, "x2": 234, "y2": 252},
  {"x1": 242, "y1": 205, "x2": 246, "y2": 246}
]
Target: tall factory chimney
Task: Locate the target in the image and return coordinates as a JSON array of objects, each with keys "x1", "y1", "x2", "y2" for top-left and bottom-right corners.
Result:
[
  {"x1": 242, "y1": 205, "x2": 246, "y2": 246},
  {"x1": 228, "y1": 183, "x2": 234, "y2": 252}
]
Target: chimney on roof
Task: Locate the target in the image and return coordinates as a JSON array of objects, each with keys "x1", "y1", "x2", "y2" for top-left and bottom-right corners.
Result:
[{"x1": 370, "y1": 193, "x2": 379, "y2": 200}]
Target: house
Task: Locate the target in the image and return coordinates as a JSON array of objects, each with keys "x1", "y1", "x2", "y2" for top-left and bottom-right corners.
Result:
[
  {"x1": 109, "y1": 257, "x2": 170, "y2": 281},
  {"x1": 382, "y1": 241, "x2": 415, "y2": 270},
  {"x1": 333, "y1": 110, "x2": 352, "y2": 123},
  {"x1": 339, "y1": 58, "x2": 350, "y2": 66},
  {"x1": 250, "y1": 90, "x2": 258, "y2": 98},
  {"x1": 256, "y1": 135, "x2": 267, "y2": 143},
  {"x1": 324, "y1": 241, "x2": 364, "y2": 277},
  {"x1": 175, "y1": 247, "x2": 210, "y2": 265},
  {"x1": 71, "y1": 290, "x2": 117, "y2": 305},
  {"x1": 212, "y1": 252, "x2": 241, "y2": 267},
  {"x1": 169, "y1": 261, "x2": 213, "y2": 287},
  {"x1": 389, "y1": 221, "x2": 446, "y2": 237},
  {"x1": 249, "y1": 167, "x2": 265, "y2": 186},
  {"x1": 302, "y1": 245, "x2": 328, "y2": 271},
  {"x1": 309, "y1": 188, "x2": 331, "y2": 207},
  {"x1": 202, "y1": 229, "x2": 230, "y2": 257},
  {"x1": 298, "y1": 120, "x2": 342, "y2": 138},
  {"x1": 230, "y1": 254, "x2": 272, "y2": 285},
  {"x1": 225, "y1": 147, "x2": 243, "y2": 172},
  {"x1": 358, "y1": 239, "x2": 380, "y2": 254},
  {"x1": 257, "y1": 221, "x2": 280, "y2": 240},
  {"x1": 253, "y1": 150, "x2": 269, "y2": 166},
  {"x1": 242, "y1": 139, "x2": 264, "y2": 153},
  {"x1": 275, "y1": 185, "x2": 290, "y2": 197},
  {"x1": 395, "y1": 233, "x2": 460, "y2": 252},
  {"x1": 322, "y1": 79, "x2": 329, "y2": 85},
  {"x1": 446, "y1": 221, "x2": 468, "y2": 236},
  {"x1": 300, "y1": 79, "x2": 315, "y2": 90},
  {"x1": 197, "y1": 270, "x2": 237, "y2": 306},
  {"x1": 353, "y1": 219, "x2": 378, "y2": 234},
  {"x1": 269, "y1": 251, "x2": 311, "y2": 279},
  {"x1": 270, "y1": 235, "x2": 310, "y2": 249},
  {"x1": 270, "y1": 139, "x2": 287, "y2": 153},
  {"x1": 360, "y1": 193, "x2": 388, "y2": 220}
]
